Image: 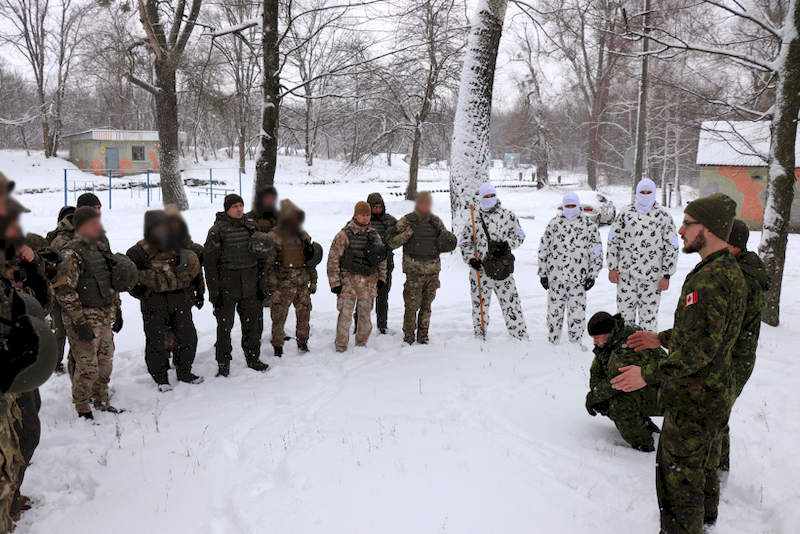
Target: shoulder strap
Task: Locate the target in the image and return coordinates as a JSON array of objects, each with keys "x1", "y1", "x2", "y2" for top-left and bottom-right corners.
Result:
[{"x1": 479, "y1": 213, "x2": 493, "y2": 241}]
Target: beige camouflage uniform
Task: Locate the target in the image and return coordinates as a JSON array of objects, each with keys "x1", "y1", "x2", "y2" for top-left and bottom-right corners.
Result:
[
  {"x1": 327, "y1": 219, "x2": 386, "y2": 351},
  {"x1": 55, "y1": 235, "x2": 120, "y2": 414}
]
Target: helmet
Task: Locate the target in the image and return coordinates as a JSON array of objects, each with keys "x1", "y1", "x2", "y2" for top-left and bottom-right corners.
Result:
[
  {"x1": 15, "y1": 290, "x2": 45, "y2": 319},
  {"x1": 365, "y1": 241, "x2": 387, "y2": 267},
  {"x1": 437, "y1": 231, "x2": 457, "y2": 253},
  {"x1": 110, "y1": 253, "x2": 138, "y2": 292},
  {"x1": 249, "y1": 231, "x2": 274, "y2": 259},
  {"x1": 305, "y1": 241, "x2": 323, "y2": 267},
  {"x1": 0, "y1": 310, "x2": 57, "y2": 394}
]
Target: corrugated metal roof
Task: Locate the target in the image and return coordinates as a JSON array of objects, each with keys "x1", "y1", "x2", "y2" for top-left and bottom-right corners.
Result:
[
  {"x1": 696, "y1": 120, "x2": 800, "y2": 167},
  {"x1": 62, "y1": 129, "x2": 187, "y2": 142}
]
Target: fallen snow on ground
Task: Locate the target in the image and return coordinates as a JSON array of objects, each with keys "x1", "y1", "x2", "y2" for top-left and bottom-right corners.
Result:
[{"x1": 2, "y1": 151, "x2": 797, "y2": 533}]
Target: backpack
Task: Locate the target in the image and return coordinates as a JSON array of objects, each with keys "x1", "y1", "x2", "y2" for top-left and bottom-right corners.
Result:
[{"x1": 479, "y1": 214, "x2": 514, "y2": 281}]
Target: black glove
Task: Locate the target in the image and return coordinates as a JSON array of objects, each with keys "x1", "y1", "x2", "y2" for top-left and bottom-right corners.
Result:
[
  {"x1": 112, "y1": 309, "x2": 123, "y2": 333},
  {"x1": 195, "y1": 292, "x2": 205, "y2": 309},
  {"x1": 331, "y1": 285, "x2": 343, "y2": 295},
  {"x1": 377, "y1": 280, "x2": 386, "y2": 290},
  {"x1": 468, "y1": 258, "x2": 482, "y2": 271},
  {"x1": 540, "y1": 277, "x2": 549, "y2": 290},
  {"x1": 75, "y1": 322, "x2": 95, "y2": 342},
  {"x1": 584, "y1": 278, "x2": 595, "y2": 291},
  {"x1": 586, "y1": 395, "x2": 598, "y2": 416},
  {"x1": 493, "y1": 241, "x2": 510, "y2": 257}
]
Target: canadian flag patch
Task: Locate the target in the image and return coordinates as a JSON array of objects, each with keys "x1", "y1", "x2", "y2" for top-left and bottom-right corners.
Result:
[{"x1": 685, "y1": 291, "x2": 698, "y2": 307}]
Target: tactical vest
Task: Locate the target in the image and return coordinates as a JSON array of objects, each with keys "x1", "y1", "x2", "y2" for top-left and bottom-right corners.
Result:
[
  {"x1": 340, "y1": 226, "x2": 376, "y2": 275},
  {"x1": 280, "y1": 237, "x2": 306, "y2": 269},
  {"x1": 369, "y1": 216, "x2": 392, "y2": 241},
  {"x1": 68, "y1": 241, "x2": 115, "y2": 307},
  {"x1": 403, "y1": 217, "x2": 439, "y2": 261},
  {"x1": 218, "y1": 220, "x2": 258, "y2": 271}
]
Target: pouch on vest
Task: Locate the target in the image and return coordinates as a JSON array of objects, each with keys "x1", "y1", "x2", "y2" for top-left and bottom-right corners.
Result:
[{"x1": 480, "y1": 215, "x2": 514, "y2": 280}]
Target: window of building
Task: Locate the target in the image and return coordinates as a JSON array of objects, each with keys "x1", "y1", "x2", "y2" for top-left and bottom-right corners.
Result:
[{"x1": 132, "y1": 145, "x2": 145, "y2": 161}]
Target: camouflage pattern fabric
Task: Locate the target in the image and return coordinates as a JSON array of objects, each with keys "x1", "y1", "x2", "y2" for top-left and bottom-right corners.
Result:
[
  {"x1": 334, "y1": 272, "x2": 378, "y2": 351},
  {"x1": 546, "y1": 281, "x2": 586, "y2": 344},
  {"x1": 642, "y1": 249, "x2": 746, "y2": 533},
  {"x1": 402, "y1": 273, "x2": 439, "y2": 343},
  {"x1": 327, "y1": 219, "x2": 387, "y2": 288},
  {"x1": 586, "y1": 315, "x2": 664, "y2": 450},
  {"x1": 388, "y1": 212, "x2": 453, "y2": 275},
  {"x1": 0, "y1": 393, "x2": 21, "y2": 534},
  {"x1": 616, "y1": 272, "x2": 662, "y2": 331},
  {"x1": 720, "y1": 250, "x2": 768, "y2": 472},
  {"x1": 269, "y1": 269, "x2": 313, "y2": 348},
  {"x1": 459, "y1": 202, "x2": 528, "y2": 339}
]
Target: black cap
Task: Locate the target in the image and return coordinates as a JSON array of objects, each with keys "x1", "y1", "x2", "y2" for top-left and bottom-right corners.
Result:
[
  {"x1": 77, "y1": 193, "x2": 101, "y2": 208},
  {"x1": 224, "y1": 193, "x2": 245, "y2": 211},
  {"x1": 728, "y1": 219, "x2": 749, "y2": 250},
  {"x1": 58, "y1": 205, "x2": 76, "y2": 222},
  {"x1": 587, "y1": 312, "x2": 615, "y2": 336},
  {"x1": 73, "y1": 206, "x2": 100, "y2": 230}
]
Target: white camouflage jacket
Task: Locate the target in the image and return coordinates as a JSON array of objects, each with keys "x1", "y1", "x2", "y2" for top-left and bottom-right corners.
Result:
[
  {"x1": 459, "y1": 202, "x2": 525, "y2": 263},
  {"x1": 606, "y1": 204, "x2": 679, "y2": 280},
  {"x1": 538, "y1": 213, "x2": 603, "y2": 283}
]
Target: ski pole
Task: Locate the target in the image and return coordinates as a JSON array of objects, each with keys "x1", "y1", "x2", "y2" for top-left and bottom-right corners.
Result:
[{"x1": 470, "y1": 204, "x2": 486, "y2": 334}]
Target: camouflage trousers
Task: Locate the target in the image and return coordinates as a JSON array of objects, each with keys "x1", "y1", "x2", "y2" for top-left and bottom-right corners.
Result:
[
  {"x1": 402, "y1": 274, "x2": 439, "y2": 343},
  {"x1": 271, "y1": 275, "x2": 312, "y2": 348},
  {"x1": 11, "y1": 390, "x2": 40, "y2": 518},
  {"x1": 0, "y1": 397, "x2": 22, "y2": 534},
  {"x1": 469, "y1": 271, "x2": 527, "y2": 339},
  {"x1": 546, "y1": 280, "x2": 585, "y2": 344},
  {"x1": 719, "y1": 362, "x2": 756, "y2": 472},
  {"x1": 656, "y1": 411, "x2": 724, "y2": 533},
  {"x1": 616, "y1": 273, "x2": 661, "y2": 332},
  {"x1": 606, "y1": 386, "x2": 661, "y2": 450},
  {"x1": 65, "y1": 309, "x2": 115, "y2": 413},
  {"x1": 335, "y1": 273, "x2": 377, "y2": 352}
]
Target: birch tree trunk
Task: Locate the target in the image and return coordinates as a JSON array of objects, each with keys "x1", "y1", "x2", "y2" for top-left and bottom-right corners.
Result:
[
  {"x1": 448, "y1": 0, "x2": 507, "y2": 224},
  {"x1": 672, "y1": 124, "x2": 682, "y2": 207},
  {"x1": 757, "y1": 0, "x2": 800, "y2": 326}
]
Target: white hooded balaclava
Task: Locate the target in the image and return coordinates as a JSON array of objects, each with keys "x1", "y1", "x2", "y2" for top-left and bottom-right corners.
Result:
[
  {"x1": 635, "y1": 178, "x2": 657, "y2": 214},
  {"x1": 479, "y1": 182, "x2": 498, "y2": 211},
  {"x1": 562, "y1": 192, "x2": 580, "y2": 221}
]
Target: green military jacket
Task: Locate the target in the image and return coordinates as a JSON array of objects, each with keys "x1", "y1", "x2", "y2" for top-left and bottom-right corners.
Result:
[
  {"x1": 731, "y1": 250, "x2": 768, "y2": 396},
  {"x1": 588, "y1": 314, "x2": 666, "y2": 407},
  {"x1": 644, "y1": 249, "x2": 746, "y2": 424}
]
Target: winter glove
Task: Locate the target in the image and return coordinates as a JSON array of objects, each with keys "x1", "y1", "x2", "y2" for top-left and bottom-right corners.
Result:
[
  {"x1": 331, "y1": 285, "x2": 343, "y2": 295},
  {"x1": 584, "y1": 278, "x2": 595, "y2": 291},
  {"x1": 540, "y1": 277, "x2": 549, "y2": 290},
  {"x1": 377, "y1": 280, "x2": 386, "y2": 290},
  {"x1": 112, "y1": 309, "x2": 123, "y2": 333},
  {"x1": 585, "y1": 394, "x2": 598, "y2": 416},
  {"x1": 309, "y1": 282, "x2": 317, "y2": 295},
  {"x1": 75, "y1": 322, "x2": 95, "y2": 342},
  {"x1": 194, "y1": 292, "x2": 205, "y2": 310},
  {"x1": 468, "y1": 258, "x2": 482, "y2": 271},
  {"x1": 492, "y1": 241, "x2": 510, "y2": 257}
]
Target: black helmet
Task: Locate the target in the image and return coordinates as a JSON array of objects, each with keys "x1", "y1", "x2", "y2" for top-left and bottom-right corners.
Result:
[
  {"x1": 365, "y1": 241, "x2": 387, "y2": 267},
  {"x1": 1, "y1": 314, "x2": 57, "y2": 393},
  {"x1": 305, "y1": 241, "x2": 323, "y2": 267},
  {"x1": 111, "y1": 253, "x2": 138, "y2": 292}
]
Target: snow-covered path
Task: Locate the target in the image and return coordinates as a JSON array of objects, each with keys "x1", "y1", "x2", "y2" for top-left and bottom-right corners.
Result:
[{"x1": 4, "y1": 153, "x2": 797, "y2": 533}]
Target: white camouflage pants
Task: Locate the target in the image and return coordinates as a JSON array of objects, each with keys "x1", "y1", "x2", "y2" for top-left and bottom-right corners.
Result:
[
  {"x1": 469, "y1": 270, "x2": 528, "y2": 339},
  {"x1": 546, "y1": 280, "x2": 586, "y2": 344},
  {"x1": 616, "y1": 272, "x2": 661, "y2": 331}
]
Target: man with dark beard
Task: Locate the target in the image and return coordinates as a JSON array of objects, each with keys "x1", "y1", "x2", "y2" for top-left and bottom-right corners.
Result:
[
  {"x1": 127, "y1": 210, "x2": 203, "y2": 389},
  {"x1": 613, "y1": 193, "x2": 746, "y2": 533}
]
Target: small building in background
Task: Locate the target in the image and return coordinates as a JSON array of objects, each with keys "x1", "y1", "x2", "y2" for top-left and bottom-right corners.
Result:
[
  {"x1": 503, "y1": 153, "x2": 521, "y2": 169},
  {"x1": 696, "y1": 120, "x2": 800, "y2": 231},
  {"x1": 62, "y1": 129, "x2": 186, "y2": 175}
]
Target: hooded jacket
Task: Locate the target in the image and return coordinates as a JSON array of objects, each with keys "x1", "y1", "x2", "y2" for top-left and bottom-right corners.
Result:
[
  {"x1": 606, "y1": 203, "x2": 678, "y2": 280},
  {"x1": 459, "y1": 200, "x2": 524, "y2": 266},
  {"x1": 246, "y1": 190, "x2": 279, "y2": 232},
  {"x1": 538, "y1": 211, "x2": 602, "y2": 283},
  {"x1": 731, "y1": 250, "x2": 769, "y2": 395}
]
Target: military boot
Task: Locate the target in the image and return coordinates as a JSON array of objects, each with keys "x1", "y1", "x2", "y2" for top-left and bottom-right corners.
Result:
[
  {"x1": 217, "y1": 362, "x2": 230, "y2": 377},
  {"x1": 177, "y1": 371, "x2": 204, "y2": 385},
  {"x1": 78, "y1": 411, "x2": 94, "y2": 420},
  {"x1": 273, "y1": 346, "x2": 283, "y2": 358},
  {"x1": 246, "y1": 357, "x2": 269, "y2": 372},
  {"x1": 297, "y1": 343, "x2": 309, "y2": 353}
]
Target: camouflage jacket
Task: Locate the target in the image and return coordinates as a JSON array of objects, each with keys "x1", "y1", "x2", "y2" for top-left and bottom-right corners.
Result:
[
  {"x1": 55, "y1": 235, "x2": 120, "y2": 324},
  {"x1": 327, "y1": 219, "x2": 387, "y2": 287},
  {"x1": 588, "y1": 314, "x2": 666, "y2": 406},
  {"x1": 0, "y1": 251, "x2": 52, "y2": 313},
  {"x1": 537, "y1": 213, "x2": 603, "y2": 283},
  {"x1": 644, "y1": 249, "x2": 746, "y2": 423},
  {"x1": 606, "y1": 203, "x2": 679, "y2": 280},
  {"x1": 264, "y1": 227, "x2": 317, "y2": 288},
  {"x1": 49, "y1": 216, "x2": 110, "y2": 251},
  {"x1": 126, "y1": 240, "x2": 201, "y2": 298},
  {"x1": 388, "y1": 212, "x2": 454, "y2": 275},
  {"x1": 731, "y1": 250, "x2": 769, "y2": 394}
]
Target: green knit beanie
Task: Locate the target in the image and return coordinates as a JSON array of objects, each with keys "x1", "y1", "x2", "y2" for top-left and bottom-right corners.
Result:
[{"x1": 684, "y1": 193, "x2": 737, "y2": 241}]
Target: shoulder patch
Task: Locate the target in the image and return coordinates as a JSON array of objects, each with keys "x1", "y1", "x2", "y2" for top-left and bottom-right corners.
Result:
[{"x1": 685, "y1": 291, "x2": 698, "y2": 307}]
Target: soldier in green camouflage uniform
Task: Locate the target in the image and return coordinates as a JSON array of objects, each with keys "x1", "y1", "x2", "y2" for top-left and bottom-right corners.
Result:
[
  {"x1": 387, "y1": 192, "x2": 456, "y2": 344},
  {"x1": 719, "y1": 220, "x2": 769, "y2": 472},
  {"x1": 615, "y1": 193, "x2": 746, "y2": 533},
  {"x1": 265, "y1": 199, "x2": 318, "y2": 356},
  {"x1": 127, "y1": 210, "x2": 203, "y2": 389},
  {"x1": 585, "y1": 312, "x2": 664, "y2": 451},
  {"x1": 55, "y1": 207, "x2": 123, "y2": 419}
]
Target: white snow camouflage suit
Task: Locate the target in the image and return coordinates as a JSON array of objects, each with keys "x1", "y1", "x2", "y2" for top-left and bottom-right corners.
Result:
[
  {"x1": 606, "y1": 204, "x2": 679, "y2": 331},
  {"x1": 538, "y1": 213, "x2": 603, "y2": 344},
  {"x1": 459, "y1": 202, "x2": 528, "y2": 339}
]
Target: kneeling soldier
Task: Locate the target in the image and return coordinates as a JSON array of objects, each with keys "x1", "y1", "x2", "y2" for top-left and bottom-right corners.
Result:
[
  {"x1": 328, "y1": 201, "x2": 387, "y2": 352},
  {"x1": 387, "y1": 191, "x2": 456, "y2": 344},
  {"x1": 56, "y1": 207, "x2": 132, "y2": 419},
  {"x1": 127, "y1": 210, "x2": 203, "y2": 390},
  {"x1": 585, "y1": 311, "x2": 664, "y2": 451},
  {"x1": 265, "y1": 199, "x2": 320, "y2": 356}
]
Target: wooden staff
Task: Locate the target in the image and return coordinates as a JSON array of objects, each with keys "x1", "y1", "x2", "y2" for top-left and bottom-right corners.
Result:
[{"x1": 470, "y1": 204, "x2": 485, "y2": 334}]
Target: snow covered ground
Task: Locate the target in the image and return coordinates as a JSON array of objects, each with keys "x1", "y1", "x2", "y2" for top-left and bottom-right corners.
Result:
[{"x1": 1, "y1": 151, "x2": 797, "y2": 533}]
